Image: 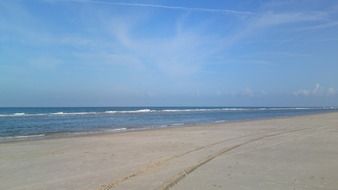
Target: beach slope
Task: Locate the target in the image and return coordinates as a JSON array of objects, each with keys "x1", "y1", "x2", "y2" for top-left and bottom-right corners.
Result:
[{"x1": 1, "y1": 112, "x2": 338, "y2": 190}]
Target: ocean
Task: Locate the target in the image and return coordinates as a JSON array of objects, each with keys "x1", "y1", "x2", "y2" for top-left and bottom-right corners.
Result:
[{"x1": 0, "y1": 107, "x2": 336, "y2": 140}]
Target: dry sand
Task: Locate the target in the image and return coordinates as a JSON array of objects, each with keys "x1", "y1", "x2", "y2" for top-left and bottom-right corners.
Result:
[{"x1": 1, "y1": 112, "x2": 338, "y2": 190}]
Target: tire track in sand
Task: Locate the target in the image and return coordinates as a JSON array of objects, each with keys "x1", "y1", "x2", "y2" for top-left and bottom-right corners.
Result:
[
  {"x1": 158, "y1": 128, "x2": 309, "y2": 190},
  {"x1": 98, "y1": 128, "x2": 308, "y2": 190},
  {"x1": 97, "y1": 132, "x2": 260, "y2": 190}
]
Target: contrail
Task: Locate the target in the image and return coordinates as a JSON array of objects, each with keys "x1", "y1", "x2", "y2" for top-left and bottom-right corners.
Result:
[{"x1": 67, "y1": 0, "x2": 254, "y2": 16}]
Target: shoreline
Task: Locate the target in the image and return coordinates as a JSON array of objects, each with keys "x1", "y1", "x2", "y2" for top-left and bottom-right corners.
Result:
[{"x1": 1, "y1": 110, "x2": 337, "y2": 144}]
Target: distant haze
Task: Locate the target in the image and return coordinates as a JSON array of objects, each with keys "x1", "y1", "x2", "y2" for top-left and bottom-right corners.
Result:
[{"x1": 0, "y1": 0, "x2": 337, "y2": 107}]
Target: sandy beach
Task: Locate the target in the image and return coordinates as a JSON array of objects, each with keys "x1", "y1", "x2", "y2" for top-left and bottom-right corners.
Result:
[{"x1": 1, "y1": 112, "x2": 338, "y2": 190}]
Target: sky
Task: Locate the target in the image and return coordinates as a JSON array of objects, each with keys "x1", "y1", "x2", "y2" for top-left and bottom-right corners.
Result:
[{"x1": 0, "y1": 0, "x2": 338, "y2": 107}]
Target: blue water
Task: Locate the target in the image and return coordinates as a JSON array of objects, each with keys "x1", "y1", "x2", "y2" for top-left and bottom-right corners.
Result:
[{"x1": 0, "y1": 107, "x2": 337, "y2": 139}]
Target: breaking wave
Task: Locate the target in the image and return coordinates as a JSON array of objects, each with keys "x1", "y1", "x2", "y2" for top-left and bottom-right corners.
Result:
[
  {"x1": 104, "y1": 109, "x2": 153, "y2": 114},
  {"x1": 51, "y1": 112, "x2": 97, "y2": 115},
  {"x1": 0, "y1": 107, "x2": 335, "y2": 118}
]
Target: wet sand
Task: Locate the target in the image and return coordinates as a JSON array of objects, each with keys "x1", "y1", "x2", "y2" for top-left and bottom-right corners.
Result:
[{"x1": 1, "y1": 112, "x2": 338, "y2": 190}]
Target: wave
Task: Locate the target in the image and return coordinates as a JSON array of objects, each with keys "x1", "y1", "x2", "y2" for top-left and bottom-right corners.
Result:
[
  {"x1": 0, "y1": 109, "x2": 154, "y2": 117},
  {"x1": 103, "y1": 128, "x2": 128, "y2": 132},
  {"x1": 0, "y1": 112, "x2": 46, "y2": 117},
  {"x1": 0, "y1": 107, "x2": 336, "y2": 118},
  {"x1": 0, "y1": 113, "x2": 48, "y2": 117},
  {"x1": 106, "y1": 108, "x2": 247, "y2": 113},
  {"x1": 170, "y1": 123, "x2": 185, "y2": 126},
  {"x1": 14, "y1": 112, "x2": 25, "y2": 116},
  {"x1": 104, "y1": 111, "x2": 117, "y2": 114},
  {"x1": 51, "y1": 112, "x2": 64, "y2": 115},
  {"x1": 162, "y1": 108, "x2": 248, "y2": 112},
  {"x1": 51, "y1": 112, "x2": 97, "y2": 115},
  {"x1": 0, "y1": 134, "x2": 45, "y2": 141},
  {"x1": 104, "y1": 109, "x2": 153, "y2": 114},
  {"x1": 0, "y1": 111, "x2": 97, "y2": 117},
  {"x1": 215, "y1": 120, "x2": 226, "y2": 123},
  {"x1": 256, "y1": 108, "x2": 312, "y2": 111}
]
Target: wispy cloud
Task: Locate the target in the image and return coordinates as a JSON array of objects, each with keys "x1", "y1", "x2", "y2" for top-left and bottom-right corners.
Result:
[
  {"x1": 66, "y1": 0, "x2": 253, "y2": 16},
  {"x1": 215, "y1": 10, "x2": 329, "y2": 52},
  {"x1": 297, "y1": 21, "x2": 338, "y2": 31},
  {"x1": 96, "y1": 14, "x2": 221, "y2": 77},
  {"x1": 254, "y1": 11, "x2": 327, "y2": 28},
  {"x1": 294, "y1": 83, "x2": 337, "y2": 97},
  {"x1": 1, "y1": 0, "x2": 338, "y2": 106},
  {"x1": 29, "y1": 56, "x2": 63, "y2": 70}
]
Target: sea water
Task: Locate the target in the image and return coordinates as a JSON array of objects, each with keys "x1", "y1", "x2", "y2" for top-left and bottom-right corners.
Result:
[{"x1": 0, "y1": 107, "x2": 336, "y2": 139}]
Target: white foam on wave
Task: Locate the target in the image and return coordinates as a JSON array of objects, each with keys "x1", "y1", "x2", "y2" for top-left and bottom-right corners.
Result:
[
  {"x1": 215, "y1": 120, "x2": 226, "y2": 123},
  {"x1": 257, "y1": 107, "x2": 312, "y2": 111},
  {"x1": 14, "y1": 134, "x2": 46, "y2": 138},
  {"x1": 0, "y1": 112, "x2": 26, "y2": 117},
  {"x1": 221, "y1": 108, "x2": 249, "y2": 111},
  {"x1": 162, "y1": 108, "x2": 248, "y2": 112},
  {"x1": 105, "y1": 109, "x2": 153, "y2": 114},
  {"x1": 163, "y1": 109, "x2": 197, "y2": 112},
  {"x1": 126, "y1": 109, "x2": 152, "y2": 113},
  {"x1": 31, "y1": 113, "x2": 48, "y2": 116},
  {"x1": 0, "y1": 113, "x2": 49, "y2": 117},
  {"x1": 0, "y1": 134, "x2": 46, "y2": 141},
  {"x1": 62, "y1": 112, "x2": 96, "y2": 115},
  {"x1": 75, "y1": 112, "x2": 96, "y2": 115},
  {"x1": 50, "y1": 112, "x2": 96, "y2": 115},
  {"x1": 105, "y1": 111, "x2": 117, "y2": 114},
  {"x1": 14, "y1": 112, "x2": 25, "y2": 116},
  {"x1": 163, "y1": 109, "x2": 209, "y2": 112},
  {"x1": 52, "y1": 112, "x2": 64, "y2": 115},
  {"x1": 67, "y1": 128, "x2": 129, "y2": 136},
  {"x1": 171, "y1": 123, "x2": 184, "y2": 126},
  {"x1": 104, "y1": 128, "x2": 128, "y2": 132},
  {"x1": 0, "y1": 107, "x2": 335, "y2": 118},
  {"x1": 106, "y1": 108, "x2": 241, "y2": 113}
]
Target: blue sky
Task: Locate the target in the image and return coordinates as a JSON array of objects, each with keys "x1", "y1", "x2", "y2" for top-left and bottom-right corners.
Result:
[{"x1": 0, "y1": 0, "x2": 338, "y2": 107}]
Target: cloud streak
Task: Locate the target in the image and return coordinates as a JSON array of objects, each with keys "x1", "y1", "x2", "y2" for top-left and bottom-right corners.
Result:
[{"x1": 67, "y1": 0, "x2": 254, "y2": 16}]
